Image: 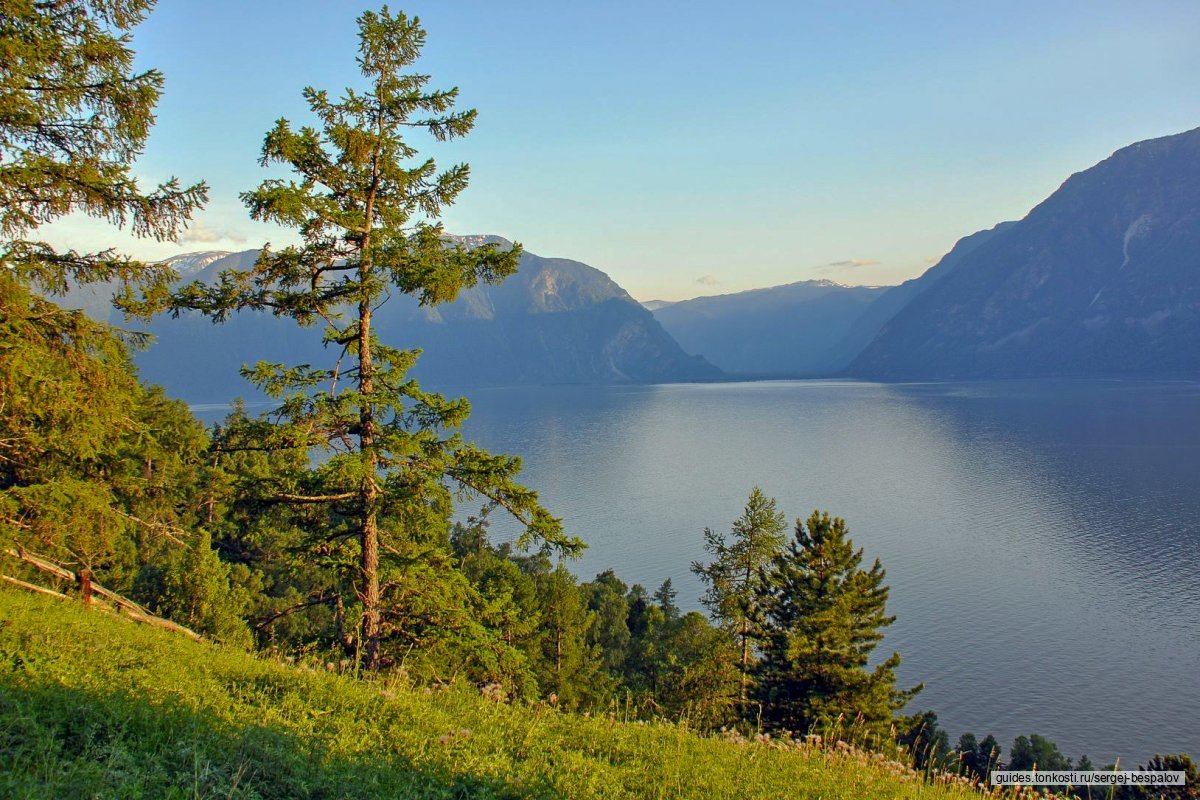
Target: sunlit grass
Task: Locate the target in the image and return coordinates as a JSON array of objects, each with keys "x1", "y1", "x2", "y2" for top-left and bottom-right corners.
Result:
[{"x1": 0, "y1": 589, "x2": 994, "y2": 798}]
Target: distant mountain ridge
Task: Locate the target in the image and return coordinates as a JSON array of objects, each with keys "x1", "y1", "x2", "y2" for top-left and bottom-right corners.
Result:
[
  {"x1": 58, "y1": 127, "x2": 1200, "y2": 388},
  {"x1": 849, "y1": 127, "x2": 1200, "y2": 379},
  {"x1": 653, "y1": 127, "x2": 1200, "y2": 380},
  {"x1": 60, "y1": 238, "x2": 721, "y2": 402},
  {"x1": 652, "y1": 279, "x2": 889, "y2": 375},
  {"x1": 819, "y1": 222, "x2": 1018, "y2": 372}
]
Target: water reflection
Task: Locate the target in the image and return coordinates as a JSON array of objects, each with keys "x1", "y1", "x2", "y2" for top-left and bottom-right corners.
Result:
[{"x1": 458, "y1": 380, "x2": 1200, "y2": 765}]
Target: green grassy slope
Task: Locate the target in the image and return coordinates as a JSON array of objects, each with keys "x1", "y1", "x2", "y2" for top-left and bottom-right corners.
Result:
[{"x1": 0, "y1": 590, "x2": 982, "y2": 799}]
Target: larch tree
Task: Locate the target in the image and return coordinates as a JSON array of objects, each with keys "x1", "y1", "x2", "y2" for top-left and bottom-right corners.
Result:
[
  {"x1": 691, "y1": 486, "x2": 787, "y2": 706},
  {"x1": 751, "y1": 511, "x2": 921, "y2": 740},
  {"x1": 171, "y1": 7, "x2": 581, "y2": 670}
]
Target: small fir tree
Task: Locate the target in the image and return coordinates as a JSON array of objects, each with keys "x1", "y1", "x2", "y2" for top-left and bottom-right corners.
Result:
[
  {"x1": 751, "y1": 510, "x2": 921, "y2": 739},
  {"x1": 530, "y1": 564, "x2": 608, "y2": 709},
  {"x1": 653, "y1": 577, "x2": 680, "y2": 623}
]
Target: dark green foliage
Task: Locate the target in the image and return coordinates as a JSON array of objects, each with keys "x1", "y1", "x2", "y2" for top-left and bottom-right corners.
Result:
[
  {"x1": 1007, "y1": 734, "x2": 1071, "y2": 771},
  {"x1": 896, "y1": 710, "x2": 951, "y2": 772},
  {"x1": 612, "y1": 581, "x2": 738, "y2": 727},
  {"x1": 646, "y1": 611, "x2": 739, "y2": 729},
  {"x1": 1, "y1": 275, "x2": 189, "y2": 571},
  {"x1": 1115, "y1": 754, "x2": 1200, "y2": 799},
  {"x1": 527, "y1": 563, "x2": 607, "y2": 709},
  {"x1": 623, "y1": 594, "x2": 670, "y2": 698},
  {"x1": 0, "y1": 272, "x2": 254, "y2": 646},
  {"x1": 955, "y1": 732, "x2": 1002, "y2": 782},
  {"x1": 0, "y1": 0, "x2": 206, "y2": 306},
  {"x1": 751, "y1": 511, "x2": 920, "y2": 740},
  {"x1": 152, "y1": 529, "x2": 253, "y2": 647},
  {"x1": 0, "y1": 0, "x2": 239, "y2": 640},
  {"x1": 583, "y1": 569, "x2": 632, "y2": 673},
  {"x1": 169, "y1": 7, "x2": 579, "y2": 670},
  {"x1": 692, "y1": 487, "x2": 787, "y2": 704},
  {"x1": 0, "y1": 0, "x2": 207, "y2": 579}
]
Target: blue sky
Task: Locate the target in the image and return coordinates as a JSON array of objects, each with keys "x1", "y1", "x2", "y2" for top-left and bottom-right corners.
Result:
[{"x1": 41, "y1": 0, "x2": 1200, "y2": 300}]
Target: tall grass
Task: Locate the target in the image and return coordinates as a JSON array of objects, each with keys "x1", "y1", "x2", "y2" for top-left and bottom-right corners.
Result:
[{"x1": 0, "y1": 590, "x2": 997, "y2": 798}]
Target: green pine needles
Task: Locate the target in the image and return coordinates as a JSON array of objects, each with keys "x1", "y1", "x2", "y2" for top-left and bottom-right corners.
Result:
[
  {"x1": 171, "y1": 7, "x2": 582, "y2": 670},
  {"x1": 1, "y1": 0, "x2": 209, "y2": 589},
  {"x1": 0, "y1": 0, "x2": 208, "y2": 307},
  {"x1": 752, "y1": 510, "x2": 922, "y2": 740}
]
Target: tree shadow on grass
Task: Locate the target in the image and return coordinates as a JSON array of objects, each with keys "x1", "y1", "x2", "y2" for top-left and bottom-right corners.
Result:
[{"x1": 0, "y1": 677, "x2": 554, "y2": 800}]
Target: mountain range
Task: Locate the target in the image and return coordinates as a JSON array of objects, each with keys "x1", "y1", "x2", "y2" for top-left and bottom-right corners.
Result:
[
  {"x1": 651, "y1": 280, "x2": 888, "y2": 375},
  {"x1": 61, "y1": 238, "x2": 720, "y2": 403},
  {"x1": 651, "y1": 126, "x2": 1200, "y2": 380},
  {"x1": 59, "y1": 126, "x2": 1200, "y2": 391},
  {"x1": 848, "y1": 127, "x2": 1200, "y2": 379}
]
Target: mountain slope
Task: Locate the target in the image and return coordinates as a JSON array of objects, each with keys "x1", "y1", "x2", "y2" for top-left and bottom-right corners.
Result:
[
  {"x1": 821, "y1": 222, "x2": 1017, "y2": 371},
  {"x1": 68, "y1": 239, "x2": 721, "y2": 402},
  {"x1": 850, "y1": 128, "x2": 1200, "y2": 379},
  {"x1": 0, "y1": 589, "x2": 981, "y2": 799},
  {"x1": 652, "y1": 281, "x2": 889, "y2": 376}
]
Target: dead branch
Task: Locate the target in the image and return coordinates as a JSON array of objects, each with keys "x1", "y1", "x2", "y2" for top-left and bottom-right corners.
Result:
[{"x1": 253, "y1": 592, "x2": 337, "y2": 630}]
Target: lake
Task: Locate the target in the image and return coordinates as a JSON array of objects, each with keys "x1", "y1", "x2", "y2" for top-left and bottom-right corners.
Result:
[{"x1": 451, "y1": 379, "x2": 1200, "y2": 766}]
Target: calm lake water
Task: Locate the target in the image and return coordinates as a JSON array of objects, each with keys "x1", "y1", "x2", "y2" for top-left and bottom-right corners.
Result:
[{"x1": 452, "y1": 379, "x2": 1200, "y2": 766}]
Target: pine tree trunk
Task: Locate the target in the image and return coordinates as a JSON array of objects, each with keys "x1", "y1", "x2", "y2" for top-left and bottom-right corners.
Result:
[
  {"x1": 740, "y1": 619, "x2": 750, "y2": 705},
  {"x1": 358, "y1": 288, "x2": 382, "y2": 670},
  {"x1": 555, "y1": 624, "x2": 564, "y2": 676},
  {"x1": 740, "y1": 562, "x2": 752, "y2": 705},
  {"x1": 358, "y1": 121, "x2": 384, "y2": 671}
]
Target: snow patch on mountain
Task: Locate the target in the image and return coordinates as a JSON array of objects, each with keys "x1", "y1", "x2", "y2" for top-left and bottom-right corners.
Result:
[{"x1": 158, "y1": 251, "x2": 234, "y2": 276}]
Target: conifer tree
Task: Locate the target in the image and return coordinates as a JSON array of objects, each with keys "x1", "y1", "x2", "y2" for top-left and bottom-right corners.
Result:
[
  {"x1": 751, "y1": 511, "x2": 921, "y2": 739},
  {"x1": 1, "y1": 0, "x2": 213, "y2": 586},
  {"x1": 1, "y1": 0, "x2": 207, "y2": 304},
  {"x1": 583, "y1": 569, "x2": 632, "y2": 674},
  {"x1": 691, "y1": 487, "x2": 787, "y2": 705},
  {"x1": 0, "y1": 271, "x2": 211, "y2": 584},
  {"x1": 956, "y1": 733, "x2": 1002, "y2": 782},
  {"x1": 171, "y1": 8, "x2": 580, "y2": 669},
  {"x1": 653, "y1": 577, "x2": 680, "y2": 623},
  {"x1": 530, "y1": 564, "x2": 607, "y2": 709}
]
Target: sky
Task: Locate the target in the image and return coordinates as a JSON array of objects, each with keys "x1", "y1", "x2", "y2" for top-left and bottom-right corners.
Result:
[{"x1": 40, "y1": 0, "x2": 1200, "y2": 301}]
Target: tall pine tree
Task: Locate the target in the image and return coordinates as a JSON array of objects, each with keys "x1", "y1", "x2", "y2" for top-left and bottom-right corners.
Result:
[
  {"x1": 751, "y1": 511, "x2": 920, "y2": 740},
  {"x1": 171, "y1": 8, "x2": 581, "y2": 670},
  {"x1": 692, "y1": 487, "x2": 787, "y2": 705}
]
